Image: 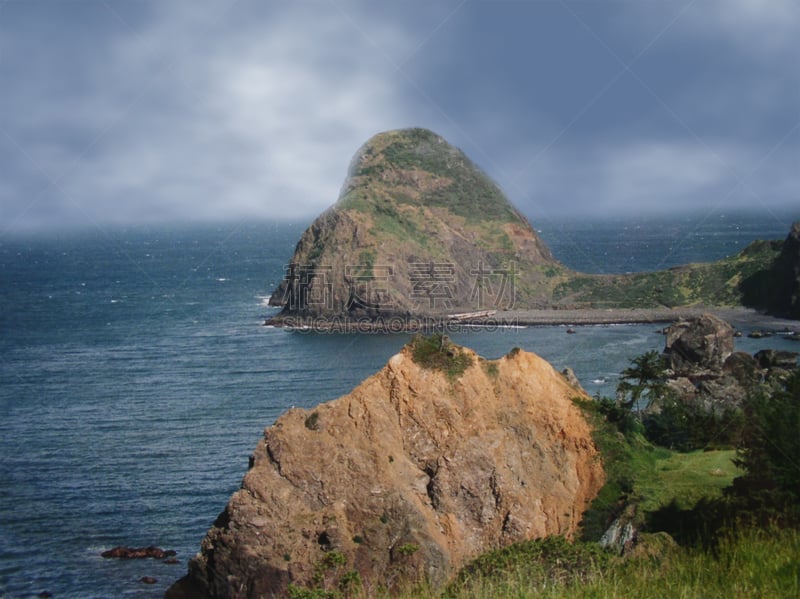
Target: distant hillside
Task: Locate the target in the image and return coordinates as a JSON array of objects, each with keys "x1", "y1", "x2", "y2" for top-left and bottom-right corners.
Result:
[
  {"x1": 554, "y1": 239, "x2": 783, "y2": 310},
  {"x1": 269, "y1": 128, "x2": 785, "y2": 322}
]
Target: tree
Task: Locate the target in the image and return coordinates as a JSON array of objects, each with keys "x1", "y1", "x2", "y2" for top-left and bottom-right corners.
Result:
[
  {"x1": 735, "y1": 369, "x2": 800, "y2": 499},
  {"x1": 616, "y1": 350, "x2": 670, "y2": 415}
]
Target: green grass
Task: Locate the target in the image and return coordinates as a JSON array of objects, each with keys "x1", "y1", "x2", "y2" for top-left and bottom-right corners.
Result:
[
  {"x1": 346, "y1": 128, "x2": 519, "y2": 224},
  {"x1": 365, "y1": 527, "x2": 800, "y2": 599},
  {"x1": 634, "y1": 450, "x2": 740, "y2": 513}
]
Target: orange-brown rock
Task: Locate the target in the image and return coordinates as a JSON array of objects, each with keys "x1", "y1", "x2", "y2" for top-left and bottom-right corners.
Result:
[{"x1": 167, "y1": 343, "x2": 605, "y2": 598}]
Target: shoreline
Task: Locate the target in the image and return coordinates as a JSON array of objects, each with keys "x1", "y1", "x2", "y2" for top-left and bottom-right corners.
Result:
[{"x1": 265, "y1": 307, "x2": 800, "y2": 334}]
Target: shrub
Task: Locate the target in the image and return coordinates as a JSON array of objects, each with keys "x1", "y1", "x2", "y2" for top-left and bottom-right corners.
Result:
[
  {"x1": 396, "y1": 543, "x2": 419, "y2": 556},
  {"x1": 305, "y1": 411, "x2": 320, "y2": 431},
  {"x1": 409, "y1": 334, "x2": 473, "y2": 379},
  {"x1": 643, "y1": 398, "x2": 744, "y2": 451}
]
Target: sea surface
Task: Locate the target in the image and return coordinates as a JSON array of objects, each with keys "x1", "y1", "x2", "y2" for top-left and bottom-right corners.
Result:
[{"x1": 0, "y1": 212, "x2": 797, "y2": 598}]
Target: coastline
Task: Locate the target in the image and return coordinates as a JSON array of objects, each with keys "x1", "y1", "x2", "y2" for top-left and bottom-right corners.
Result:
[{"x1": 265, "y1": 307, "x2": 800, "y2": 333}]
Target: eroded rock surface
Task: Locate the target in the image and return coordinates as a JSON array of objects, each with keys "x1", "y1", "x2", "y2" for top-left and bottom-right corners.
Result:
[{"x1": 167, "y1": 344, "x2": 604, "y2": 598}]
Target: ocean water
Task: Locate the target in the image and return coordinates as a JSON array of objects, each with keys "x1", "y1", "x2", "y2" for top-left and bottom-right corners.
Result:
[{"x1": 0, "y1": 213, "x2": 797, "y2": 598}]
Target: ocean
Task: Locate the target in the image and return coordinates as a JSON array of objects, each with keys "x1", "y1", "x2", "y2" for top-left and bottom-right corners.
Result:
[{"x1": 0, "y1": 212, "x2": 797, "y2": 598}]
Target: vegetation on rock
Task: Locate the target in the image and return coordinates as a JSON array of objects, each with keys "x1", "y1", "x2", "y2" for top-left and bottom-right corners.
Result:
[{"x1": 408, "y1": 333, "x2": 473, "y2": 378}]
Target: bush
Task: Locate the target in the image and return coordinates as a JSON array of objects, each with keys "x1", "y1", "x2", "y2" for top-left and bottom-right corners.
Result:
[
  {"x1": 409, "y1": 334, "x2": 473, "y2": 379},
  {"x1": 573, "y1": 397, "x2": 651, "y2": 541},
  {"x1": 643, "y1": 398, "x2": 744, "y2": 451},
  {"x1": 445, "y1": 536, "x2": 611, "y2": 596}
]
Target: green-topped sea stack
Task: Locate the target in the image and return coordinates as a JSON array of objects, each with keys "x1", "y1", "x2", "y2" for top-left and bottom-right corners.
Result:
[
  {"x1": 268, "y1": 128, "x2": 565, "y2": 319},
  {"x1": 269, "y1": 127, "x2": 792, "y2": 322}
]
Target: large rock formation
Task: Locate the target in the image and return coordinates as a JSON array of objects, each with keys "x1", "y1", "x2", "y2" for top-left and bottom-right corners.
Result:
[
  {"x1": 266, "y1": 128, "x2": 785, "y2": 324},
  {"x1": 167, "y1": 341, "x2": 605, "y2": 597},
  {"x1": 269, "y1": 128, "x2": 562, "y2": 320},
  {"x1": 781, "y1": 221, "x2": 800, "y2": 318},
  {"x1": 743, "y1": 221, "x2": 800, "y2": 320}
]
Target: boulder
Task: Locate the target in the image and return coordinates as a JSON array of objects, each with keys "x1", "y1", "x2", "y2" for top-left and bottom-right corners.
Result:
[
  {"x1": 599, "y1": 504, "x2": 638, "y2": 556},
  {"x1": 167, "y1": 343, "x2": 604, "y2": 598},
  {"x1": 754, "y1": 349, "x2": 799, "y2": 370},
  {"x1": 722, "y1": 352, "x2": 761, "y2": 386},
  {"x1": 664, "y1": 313, "x2": 734, "y2": 374}
]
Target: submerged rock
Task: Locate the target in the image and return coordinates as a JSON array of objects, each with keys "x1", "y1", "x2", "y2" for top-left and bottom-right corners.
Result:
[
  {"x1": 102, "y1": 546, "x2": 176, "y2": 560},
  {"x1": 167, "y1": 342, "x2": 604, "y2": 598}
]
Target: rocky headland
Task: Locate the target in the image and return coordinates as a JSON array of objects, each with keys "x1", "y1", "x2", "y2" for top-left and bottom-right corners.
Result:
[
  {"x1": 266, "y1": 128, "x2": 796, "y2": 326},
  {"x1": 166, "y1": 338, "x2": 605, "y2": 597}
]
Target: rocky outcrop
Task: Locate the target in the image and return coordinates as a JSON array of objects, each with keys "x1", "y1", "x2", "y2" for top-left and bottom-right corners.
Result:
[
  {"x1": 659, "y1": 314, "x2": 797, "y2": 412},
  {"x1": 664, "y1": 313, "x2": 734, "y2": 374},
  {"x1": 764, "y1": 220, "x2": 800, "y2": 319},
  {"x1": 269, "y1": 128, "x2": 562, "y2": 320},
  {"x1": 102, "y1": 546, "x2": 176, "y2": 560},
  {"x1": 167, "y1": 342, "x2": 605, "y2": 598}
]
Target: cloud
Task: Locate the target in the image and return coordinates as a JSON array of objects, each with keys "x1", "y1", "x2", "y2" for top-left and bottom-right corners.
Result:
[
  {"x1": 699, "y1": 0, "x2": 799, "y2": 54},
  {"x1": 0, "y1": 0, "x2": 795, "y2": 232},
  {"x1": 623, "y1": 0, "x2": 799, "y2": 58},
  {"x1": 1, "y1": 1, "x2": 417, "y2": 231},
  {"x1": 507, "y1": 140, "x2": 798, "y2": 219}
]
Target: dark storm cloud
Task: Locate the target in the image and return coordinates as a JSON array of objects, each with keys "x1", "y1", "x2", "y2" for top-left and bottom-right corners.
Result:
[{"x1": 0, "y1": 0, "x2": 796, "y2": 233}]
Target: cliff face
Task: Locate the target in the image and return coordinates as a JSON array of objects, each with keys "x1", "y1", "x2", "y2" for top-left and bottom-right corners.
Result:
[
  {"x1": 741, "y1": 222, "x2": 800, "y2": 320},
  {"x1": 269, "y1": 128, "x2": 563, "y2": 319},
  {"x1": 167, "y1": 342, "x2": 604, "y2": 597},
  {"x1": 770, "y1": 221, "x2": 800, "y2": 319}
]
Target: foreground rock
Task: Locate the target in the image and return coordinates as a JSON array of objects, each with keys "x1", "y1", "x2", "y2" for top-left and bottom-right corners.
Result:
[{"x1": 167, "y1": 341, "x2": 604, "y2": 598}]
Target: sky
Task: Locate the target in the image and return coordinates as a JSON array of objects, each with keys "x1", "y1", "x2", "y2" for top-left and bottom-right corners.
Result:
[{"x1": 1, "y1": 0, "x2": 797, "y2": 234}]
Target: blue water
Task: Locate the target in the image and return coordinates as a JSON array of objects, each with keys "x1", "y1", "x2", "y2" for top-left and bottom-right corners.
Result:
[{"x1": 0, "y1": 213, "x2": 797, "y2": 598}]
